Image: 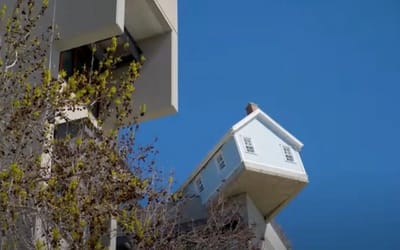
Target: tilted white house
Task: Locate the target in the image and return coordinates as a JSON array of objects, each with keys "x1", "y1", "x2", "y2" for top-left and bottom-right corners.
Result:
[
  {"x1": 181, "y1": 103, "x2": 309, "y2": 249},
  {"x1": 183, "y1": 103, "x2": 308, "y2": 218}
]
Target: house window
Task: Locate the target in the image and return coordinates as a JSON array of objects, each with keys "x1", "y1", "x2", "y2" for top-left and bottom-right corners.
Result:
[
  {"x1": 243, "y1": 137, "x2": 255, "y2": 154},
  {"x1": 282, "y1": 145, "x2": 295, "y2": 162},
  {"x1": 195, "y1": 177, "x2": 204, "y2": 193},
  {"x1": 216, "y1": 152, "x2": 226, "y2": 170}
]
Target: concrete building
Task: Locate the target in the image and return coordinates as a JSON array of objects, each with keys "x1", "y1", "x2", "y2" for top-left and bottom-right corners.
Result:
[
  {"x1": 1, "y1": 0, "x2": 178, "y2": 249},
  {"x1": 180, "y1": 103, "x2": 309, "y2": 249},
  {"x1": 3, "y1": 0, "x2": 178, "y2": 127},
  {"x1": 56, "y1": 0, "x2": 178, "y2": 125},
  {"x1": 53, "y1": 1, "x2": 178, "y2": 249}
]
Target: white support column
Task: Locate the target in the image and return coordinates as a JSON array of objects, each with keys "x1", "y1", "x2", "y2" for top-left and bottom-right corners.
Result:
[{"x1": 109, "y1": 218, "x2": 118, "y2": 250}]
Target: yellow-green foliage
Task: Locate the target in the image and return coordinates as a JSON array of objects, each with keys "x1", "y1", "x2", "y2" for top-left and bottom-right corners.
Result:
[
  {"x1": 35, "y1": 240, "x2": 46, "y2": 250},
  {"x1": 0, "y1": 4, "x2": 7, "y2": 18},
  {"x1": 0, "y1": 3, "x2": 145, "y2": 244}
]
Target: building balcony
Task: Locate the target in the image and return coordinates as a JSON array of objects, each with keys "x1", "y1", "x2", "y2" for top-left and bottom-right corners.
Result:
[
  {"x1": 55, "y1": 0, "x2": 177, "y2": 52},
  {"x1": 53, "y1": 0, "x2": 178, "y2": 128}
]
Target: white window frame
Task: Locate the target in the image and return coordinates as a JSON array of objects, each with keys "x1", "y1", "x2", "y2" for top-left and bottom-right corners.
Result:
[
  {"x1": 242, "y1": 136, "x2": 256, "y2": 154},
  {"x1": 215, "y1": 152, "x2": 226, "y2": 170},
  {"x1": 195, "y1": 176, "x2": 204, "y2": 193},
  {"x1": 281, "y1": 145, "x2": 295, "y2": 163}
]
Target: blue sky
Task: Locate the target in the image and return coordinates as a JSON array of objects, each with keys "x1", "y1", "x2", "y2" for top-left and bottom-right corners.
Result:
[{"x1": 137, "y1": 1, "x2": 400, "y2": 249}]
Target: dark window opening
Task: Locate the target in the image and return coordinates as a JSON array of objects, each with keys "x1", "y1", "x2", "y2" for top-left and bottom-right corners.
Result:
[
  {"x1": 54, "y1": 119, "x2": 86, "y2": 139},
  {"x1": 196, "y1": 177, "x2": 204, "y2": 193},
  {"x1": 243, "y1": 137, "x2": 255, "y2": 154},
  {"x1": 59, "y1": 28, "x2": 142, "y2": 78},
  {"x1": 59, "y1": 29, "x2": 142, "y2": 122},
  {"x1": 90, "y1": 101, "x2": 101, "y2": 119},
  {"x1": 116, "y1": 236, "x2": 132, "y2": 250},
  {"x1": 59, "y1": 45, "x2": 95, "y2": 78},
  {"x1": 223, "y1": 219, "x2": 240, "y2": 232},
  {"x1": 216, "y1": 153, "x2": 226, "y2": 170},
  {"x1": 283, "y1": 145, "x2": 294, "y2": 162}
]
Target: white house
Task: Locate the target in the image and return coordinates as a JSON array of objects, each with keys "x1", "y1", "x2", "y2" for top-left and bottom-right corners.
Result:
[{"x1": 181, "y1": 103, "x2": 309, "y2": 249}]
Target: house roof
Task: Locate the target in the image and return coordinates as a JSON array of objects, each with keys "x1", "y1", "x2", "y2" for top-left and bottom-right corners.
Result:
[{"x1": 180, "y1": 108, "x2": 304, "y2": 191}]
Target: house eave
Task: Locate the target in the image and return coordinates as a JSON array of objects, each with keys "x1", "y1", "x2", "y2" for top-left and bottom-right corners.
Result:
[{"x1": 232, "y1": 109, "x2": 304, "y2": 151}]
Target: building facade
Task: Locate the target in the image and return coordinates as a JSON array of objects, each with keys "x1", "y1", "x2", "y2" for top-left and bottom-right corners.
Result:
[
  {"x1": 2, "y1": 0, "x2": 178, "y2": 126},
  {"x1": 1, "y1": 1, "x2": 178, "y2": 249}
]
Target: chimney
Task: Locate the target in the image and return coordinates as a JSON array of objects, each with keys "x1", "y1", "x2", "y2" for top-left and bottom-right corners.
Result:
[{"x1": 245, "y1": 102, "x2": 258, "y2": 115}]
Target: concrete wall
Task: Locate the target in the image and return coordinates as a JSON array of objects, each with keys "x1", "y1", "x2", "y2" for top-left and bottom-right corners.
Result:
[
  {"x1": 155, "y1": 0, "x2": 178, "y2": 32},
  {"x1": 220, "y1": 194, "x2": 289, "y2": 250},
  {"x1": 123, "y1": 0, "x2": 179, "y2": 124},
  {"x1": 234, "y1": 117, "x2": 306, "y2": 175},
  {"x1": 55, "y1": 0, "x2": 125, "y2": 51},
  {"x1": 263, "y1": 223, "x2": 288, "y2": 250},
  {"x1": 127, "y1": 32, "x2": 178, "y2": 121},
  {"x1": 245, "y1": 194, "x2": 267, "y2": 246},
  {"x1": 229, "y1": 194, "x2": 267, "y2": 248}
]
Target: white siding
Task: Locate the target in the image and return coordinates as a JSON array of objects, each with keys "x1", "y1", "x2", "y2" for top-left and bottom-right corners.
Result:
[
  {"x1": 188, "y1": 137, "x2": 242, "y2": 204},
  {"x1": 183, "y1": 182, "x2": 197, "y2": 197},
  {"x1": 235, "y1": 117, "x2": 306, "y2": 174}
]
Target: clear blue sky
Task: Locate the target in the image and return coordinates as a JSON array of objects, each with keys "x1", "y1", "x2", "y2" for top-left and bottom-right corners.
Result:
[{"x1": 137, "y1": 1, "x2": 400, "y2": 249}]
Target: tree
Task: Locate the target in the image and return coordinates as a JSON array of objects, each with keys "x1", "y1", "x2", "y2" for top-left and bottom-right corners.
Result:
[{"x1": 0, "y1": 1, "x2": 255, "y2": 249}]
